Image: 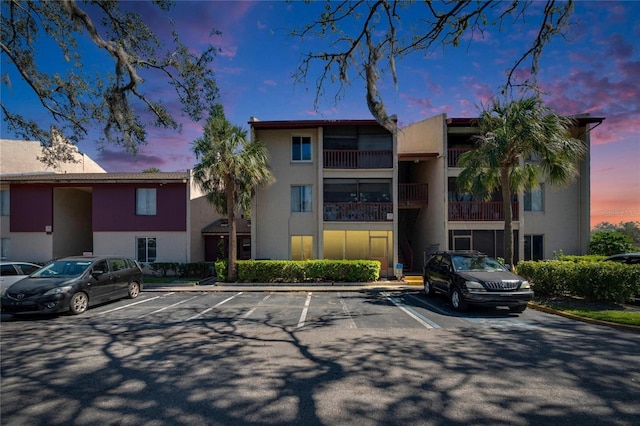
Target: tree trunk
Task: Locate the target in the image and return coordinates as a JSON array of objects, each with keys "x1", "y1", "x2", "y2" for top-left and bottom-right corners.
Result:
[
  {"x1": 501, "y1": 168, "x2": 514, "y2": 267},
  {"x1": 226, "y1": 182, "x2": 238, "y2": 282}
]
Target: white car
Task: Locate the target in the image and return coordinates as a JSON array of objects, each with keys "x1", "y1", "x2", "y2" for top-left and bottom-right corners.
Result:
[{"x1": 0, "y1": 262, "x2": 41, "y2": 295}]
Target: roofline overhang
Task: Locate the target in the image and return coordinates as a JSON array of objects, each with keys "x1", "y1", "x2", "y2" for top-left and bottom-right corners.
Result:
[
  {"x1": 0, "y1": 172, "x2": 189, "y2": 185},
  {"x1": 446, "y1": 116, "x2": 605, "y2": 127},
  {"x1": 248, "y1": 119, "x2": 385, "y2": 130}
]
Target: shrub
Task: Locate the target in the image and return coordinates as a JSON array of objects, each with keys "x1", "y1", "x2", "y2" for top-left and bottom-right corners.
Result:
[
  {"x1": 589, "y1": 231, "x2": 633, "y2": 256},
  {"x1": 215, "y1": 259, "x2": 381, "y2": 283},
  {"x1": 516, "y1": 259, "x2": 640, "y2": 302}
]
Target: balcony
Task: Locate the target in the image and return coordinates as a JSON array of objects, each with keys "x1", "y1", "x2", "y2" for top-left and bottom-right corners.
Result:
[
  {"x1": 448, "y1": 148, "x2": 473, "y2": 167},
  {"x1": 324, "y1": 202, "x2": 392, "y2": 222},
  {"x1": 324, "y1": 150, "x2": 393, "y2": 169},
  {"x1": 399, "y1": 183, "x2": 428, "y2": 206},
  {"x1": 449, "y1": 202, "x2": 519, "y2": 221}
]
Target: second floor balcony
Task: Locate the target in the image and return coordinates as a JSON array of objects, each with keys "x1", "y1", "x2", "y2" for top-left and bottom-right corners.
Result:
[
  {"x1": 324, "y1": 202, "x2": 392, "y2": 222},
  {"x1": 324, "y1": 149, "x2": 393, "y2": 169},
  {"x1": 449, "y1": 201, "x2": 519, "y2": 221},
  {"x1": 399, "y1": 183, "x2": 428, "y2": 206},
  {"x1": 448, "y1": 147, "x2": 473, "y2": 167}
]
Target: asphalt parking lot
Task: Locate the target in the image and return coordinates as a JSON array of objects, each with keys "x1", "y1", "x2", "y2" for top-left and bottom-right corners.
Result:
[{"x1": 2, "y1": 289, "x2": 639, "y2": 425}]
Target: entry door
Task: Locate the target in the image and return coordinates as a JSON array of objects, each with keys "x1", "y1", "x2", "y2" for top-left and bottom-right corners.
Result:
[{"x1": 370, "y1": 236, "x2": 388, "y2": 277}]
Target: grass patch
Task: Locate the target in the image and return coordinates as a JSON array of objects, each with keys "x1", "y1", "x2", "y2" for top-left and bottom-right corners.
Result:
[
  {"x1": 551, "y1": 307, "x2": 640, "y2": 326},
  {"x1": 534, "y1": 296, "x2": 640, "y2": 326}
]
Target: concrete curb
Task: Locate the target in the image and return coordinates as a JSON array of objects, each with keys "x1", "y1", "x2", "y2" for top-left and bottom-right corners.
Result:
[{"x1": 527, "y1": 302, "x2": 640, "y2": 333}]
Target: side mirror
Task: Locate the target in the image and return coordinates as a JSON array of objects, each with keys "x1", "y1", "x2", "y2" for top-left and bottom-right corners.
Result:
[
  {"x1": 504, "y1": 264, "x2": 512, "y2": 271},
  {"x1": 438, "y1": 265, "x2": 450, "y2": 273},
  {"x1": 92, "y1": 270, "x2": 105, "y2": 277}
]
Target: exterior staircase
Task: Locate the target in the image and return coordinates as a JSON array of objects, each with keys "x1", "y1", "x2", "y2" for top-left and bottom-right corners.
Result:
[{"x1": 403, "y1": 275, "x2": 423, "y2": 286}]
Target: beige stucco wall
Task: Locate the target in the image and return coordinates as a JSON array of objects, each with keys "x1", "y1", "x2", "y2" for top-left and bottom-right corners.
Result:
[
  {"x1": 8, "y1": 232, "x2": 53, "y2": 263},
  {"x1": 523, "y1": 180, "x2": 585, "y2": 257},
  {"x1": 187, "y1": 172, "x2": 225, "y2": 263},
  {"x1": 0, "y1": 139, "x2": 106, "y2": 174},
  {"x1": 412, "y1": 157, "x2": 447, "y2": 269},
  {"x1": 93, "y1": 232, "x2": 188, "y2": 263},
  {"x1": 52, "y1": 187, "x2": 93, "y2": 258},
  {"x1": 253, "y1": 128, "x2": 319, "y2": 260},
  {"x1": 398, "y1": 114, "x2": 446, "y2": 155}
]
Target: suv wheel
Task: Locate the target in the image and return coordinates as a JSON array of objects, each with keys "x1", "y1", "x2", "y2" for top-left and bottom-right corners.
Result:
[
  {"x1": 423, "y1": 277, "x2": 434, "y2": 297},
  {"x1": 509, "y1": 304, "x2": 527, "y2": 313},
  {"x1": 450, "y1": 287, "x2": 468, "y2": 312}
]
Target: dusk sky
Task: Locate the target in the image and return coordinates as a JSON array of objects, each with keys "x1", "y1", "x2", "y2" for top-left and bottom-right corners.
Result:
[{"x1": 1, "y1": 1, "x2": 638, "y2": 228}]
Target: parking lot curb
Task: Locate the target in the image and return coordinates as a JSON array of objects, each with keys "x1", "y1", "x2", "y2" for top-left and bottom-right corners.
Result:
[
  {"x1": 527, "y1": 302, "x2": 640, "y2": 333},
  {"x1": 143, "y1": 282, "x2": 415, "y2": 292}
]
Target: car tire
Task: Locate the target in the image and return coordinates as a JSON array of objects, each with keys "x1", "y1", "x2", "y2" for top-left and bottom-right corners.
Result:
[
  {"x1": 69, "y1": 292, "x2": 89, "y2": 315},
  {"x1": 450, "y1": 287, "x2": 468, "y2": 312},
  {"x1": 509, "y1": 304, "x2": 527, "y2": 313},
  {"x1": 128, "y1": 282, "x2": 140, "y2": 299},
  {"x1": 423, "y1": 277, "x2": 434, "y2": 297}
]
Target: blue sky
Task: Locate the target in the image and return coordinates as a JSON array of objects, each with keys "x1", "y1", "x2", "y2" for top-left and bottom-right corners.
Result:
[{"x1": 1, "y1": 0, "x2": 639, "y2": 227}]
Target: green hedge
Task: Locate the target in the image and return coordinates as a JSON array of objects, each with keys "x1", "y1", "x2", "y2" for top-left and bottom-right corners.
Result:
[
  {"x1": 215, "y1": 259, "x2": 381, "y2": 283},
  {"x1": 516, "y1": 260, "x2": 640, "y2": 302}
]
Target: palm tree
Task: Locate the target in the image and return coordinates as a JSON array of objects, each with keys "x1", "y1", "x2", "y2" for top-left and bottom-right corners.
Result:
[
  {"x1": 192, "y1": 104, "x2": 273, "y2": 281},
  {"x1": 457, "y1": 96, "x2": 586, "y2": 267}
]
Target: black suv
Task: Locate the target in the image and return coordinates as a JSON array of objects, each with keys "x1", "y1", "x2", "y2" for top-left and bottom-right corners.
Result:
[{"x1": 423, "y1": 251, "x2": 534, "y2": 312}]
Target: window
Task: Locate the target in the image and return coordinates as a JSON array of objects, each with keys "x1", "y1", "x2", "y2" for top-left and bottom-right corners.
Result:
[
  {"x1": 291, "y1": 235, "x2": 313, "y2": 260},
  {"x1": 0, "y1": 238, "x2": 10, "y2": 260},
  {"x1": 524, "y1": 185, "x2": 543, "y2": 211},
  {"x1": 136, "y1": 188, "x2": 157, "y2": 215},
  {"x1": 291, "y1": 185, "x2": 312, "y2": 212},
  {"x1": 524, "y1": 235, "x2": 544, "y2": 261},
  {"x1": 137, "y1": 237, "x2": 157, "y2": 263},
  {"x1": 0, "y1": 190, "x2": 9, "y2": 216},
  {"x1": 1, "y1": 264, "x2": 17, "y2": 276},
  {"x1": 292, "y1": 136, "x2": 312, "y2": 161}
]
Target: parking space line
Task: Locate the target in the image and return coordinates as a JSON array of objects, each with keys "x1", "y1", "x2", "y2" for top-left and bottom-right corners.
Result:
[
  {"x1": 139, "y1": 295, "x2": 201, "y2": 318},
  {"x1": 383, "y1": 292, "x2": 441, "y2": 329},
  {"x1": 95, "y1": 296, "x2": 161, "y2": 315},
  {"x1": 339, "y1": 295, "x2": 357, "y2": 329},
  {"x1": 297, "y1": 292, "x2": 312, "y2": 328},
  {"x1": 183, "y1": 292, "x2": 243, "y2": 322},
  {"x1": 234, "y1": 294, "x2": 272, "y2": 325}
]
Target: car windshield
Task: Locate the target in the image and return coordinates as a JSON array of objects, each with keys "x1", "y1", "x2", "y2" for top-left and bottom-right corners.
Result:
[
  {"x1": 452, "y1": 255, "x2": 505, "y2": 272},
  {"x1": 31, "y1": 260, "x2": 92, "y2": 278}
]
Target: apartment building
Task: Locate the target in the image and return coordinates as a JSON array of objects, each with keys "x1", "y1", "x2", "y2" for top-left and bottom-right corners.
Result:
[
  {"x1": 250, "y1": 119, "x2": 399, "y2": 277},
  {"x1": 1, "y1": 139, "x2": 231, "y2": 264},
  {"x1": 250, "y1": 113, "x2": 603, "y2": 276}
]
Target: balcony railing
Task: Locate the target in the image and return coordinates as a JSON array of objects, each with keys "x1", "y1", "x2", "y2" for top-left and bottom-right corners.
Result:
[
  {"x1": 448, "y1": 148, "x2": 473, "y2": 167},
  {"x1": 399, "y1": 183, "x2": 428, "y2": 206},
  {"x1": 324, "y1": 150, "x2": 393, "y2": 169},
  {"x1": 324, "y1": 202, "x2": 393, "y2": 222},
  {"x1": 448, "y1": 202, "x2": 519, "y2": 221}
]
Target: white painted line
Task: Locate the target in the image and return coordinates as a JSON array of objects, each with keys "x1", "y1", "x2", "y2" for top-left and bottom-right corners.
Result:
[
  {"x1": 184, "y1": 292, "x2": 243, "y2": 322},
  {"x1": 95, "y1": 296, "x2": 161, "y2": 315},
  {"x1": 339, "y1": 296, "x2": 357, "y2": 329},
  {"x1": 139, "y1": 295, "x2": 201, "y2": 318},
  {"x1": 384, "y1": 292, "x2": 440, "y2": 329},
  {"x1": 297, "y1": 292, "x2": 312, "y2": 328},
  {"x1": 234, "y1": 294, "x2": 271, "y2": 325}
]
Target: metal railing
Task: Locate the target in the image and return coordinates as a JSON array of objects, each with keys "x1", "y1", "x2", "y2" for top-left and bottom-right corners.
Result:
[
  {"x1": 448, "y1": 148, "x2": 473, "y2": 167},
  {"x1": 323, "y1": 202, "x2": 393, "y2": 221},
  {"x1": 399, "y1": 183, "x2": 428, "y2": 205},
  {"x1": 323, "y1": 149, "x2": 393, "y2": 169},
  {"x1": 448, "y1": 202, "x2": 519, "y2": 221}
]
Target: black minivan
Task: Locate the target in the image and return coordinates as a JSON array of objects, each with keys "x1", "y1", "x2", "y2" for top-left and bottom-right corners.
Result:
[{"x1": 1, "y1": 256, "x2": 143, "y2": 315}]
